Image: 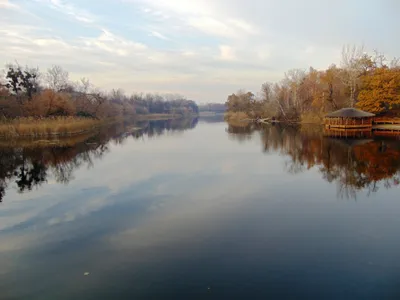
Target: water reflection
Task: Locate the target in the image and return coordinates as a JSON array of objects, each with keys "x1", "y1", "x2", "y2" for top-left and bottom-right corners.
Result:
[
  {"x1": 228, "y1": 123, "x2": 400, "y2": 199},
  {"x1": 3, "y1": 119, "x2": 399, "y2": 202},
  {"x1": 0, "y1": 118, "x2": 198, "y2": 202},
  {"x1": 198, "y1": 114, "x2": 225, "y2": 123},
  {"x1": 2, "y1": 120, "x2": 400, "y2": 299}
]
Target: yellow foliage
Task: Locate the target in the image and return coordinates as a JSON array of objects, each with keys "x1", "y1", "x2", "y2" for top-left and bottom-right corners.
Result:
[{"x1": 357, "y1": 68, "x2": 400, "y2": 113}]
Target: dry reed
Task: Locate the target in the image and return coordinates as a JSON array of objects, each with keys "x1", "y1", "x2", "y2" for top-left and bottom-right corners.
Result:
[{"x1": 0, "y1": 117, "x2": 101, "y2": 138}]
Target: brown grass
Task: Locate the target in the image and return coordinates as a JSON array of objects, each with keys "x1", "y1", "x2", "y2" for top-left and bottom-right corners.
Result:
[
  {"x1": 0, "y1": 117, "x2": 101, "y2": 138},
  {"x1": 224, "y1": 112, "x2": 252, "y2": 127},
  {"x1": 224, "y1": 111, "x2": 250, "y2": 122}
]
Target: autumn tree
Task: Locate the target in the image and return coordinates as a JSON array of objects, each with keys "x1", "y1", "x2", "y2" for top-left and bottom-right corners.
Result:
[
  {"x1": 225, "y1": 91, "x2": 255, "y2": 114},
  {"x1": 357, "y1": 67, "x2": 400, "y2": 113},
  {"x1": 320, "y1": 64, "x2": 348, "y2": 110},
  {"x1": 258, "y1": 82, "x2": 278, "y2": 118}
]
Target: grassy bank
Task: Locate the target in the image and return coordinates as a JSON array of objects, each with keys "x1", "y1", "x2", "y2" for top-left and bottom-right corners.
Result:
[
  {"x1": 224, "y1": 111, "x2": 250, "y2": 122},
  {"x1": 0, "y1": 113, "x2": 198, "y2": 139},
  {"x1": 224, "y1": 111, "x2": 326, "y2": 125},
  {"x1": 0, "y1": 117, "x2": 102, "y2": 138},
  {"x1": 224, "y1": 112, "x2": 252, "y2": 127}
]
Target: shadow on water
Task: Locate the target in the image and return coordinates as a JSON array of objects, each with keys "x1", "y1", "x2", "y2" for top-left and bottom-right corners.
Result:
[
  {"x1": 227, "y1": 123, "x2": 400, "y2": 199},
  {"x1": 198, "y1": 114, "x2": 225, "y2": 123},
  {"x1": 0, "y1": 118, "x2": 198, "y2": 202}
]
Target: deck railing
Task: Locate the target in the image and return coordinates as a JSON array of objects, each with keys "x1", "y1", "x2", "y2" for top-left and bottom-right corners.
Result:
[{"x1": 373, "y1": 117, "x2": 400, "y2": 125}]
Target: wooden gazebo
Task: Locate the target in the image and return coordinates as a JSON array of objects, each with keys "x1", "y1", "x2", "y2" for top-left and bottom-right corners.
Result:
[{"x1": 324, "y1": 108, "x2": 375, "y2": 129}]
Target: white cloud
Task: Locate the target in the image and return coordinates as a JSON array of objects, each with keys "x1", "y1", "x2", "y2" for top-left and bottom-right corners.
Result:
[
  {"x1": 32, "y1": 38, "x2": 68, "y2": 47},
  {"x1": 219, "y1": 45, "x2": 236, "y2": 61},
  {"x1": 305, "y1": 46, "x2": 316, "y2": 54},
  {"x1": 149, "y1": 31, "x2": 169, "y2": 40},
  {"x1": 1, "y1": 0, "x2": 400, "y2": 102},
  {"x1": 0, "y1": 0, "x2": 19, "y2": 9},
  {"x1": 38, "y1": 0, "x2": 97, "y2": 23},
  {"x1": 136, "y1": 0, "x2": 215, "y2": 16},
  {"x1": 83, "y1": 29, "x2": 147, "y2": 56},
  {"x1": 188, "y1": 17, "x2": 257, "y2": 39},
  {"x1": 135, "y1": 0, "x2": 258, "y2": 39}
]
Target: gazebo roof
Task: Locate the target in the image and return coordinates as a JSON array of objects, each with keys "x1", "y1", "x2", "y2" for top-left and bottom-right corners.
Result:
[{"x1": 325, "y1": 108, "x2": 375, "y2": 118}]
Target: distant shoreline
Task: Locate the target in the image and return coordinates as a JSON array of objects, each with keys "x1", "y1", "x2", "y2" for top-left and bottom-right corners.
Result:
[{"x1": 137, "y1": 113, "x2": 187, "y2": 121}]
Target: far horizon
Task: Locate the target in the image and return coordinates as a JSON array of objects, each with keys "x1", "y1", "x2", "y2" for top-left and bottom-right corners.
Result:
[{"x1": 1, "y1": 0, "x2": 399, "y2": 103}]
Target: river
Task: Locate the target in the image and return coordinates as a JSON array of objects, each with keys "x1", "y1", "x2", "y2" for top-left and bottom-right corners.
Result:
[{"x1": 1, "y1": 117, "x2": 400, "y2": 299}]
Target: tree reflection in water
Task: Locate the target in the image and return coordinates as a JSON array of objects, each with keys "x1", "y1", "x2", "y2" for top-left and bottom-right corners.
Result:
[
  {"x1": 228, "y1": 123, "x2": 400, "y2": 199},
  {"x1": 0, "y1": 118, "x2": 198, "y2": 202}
]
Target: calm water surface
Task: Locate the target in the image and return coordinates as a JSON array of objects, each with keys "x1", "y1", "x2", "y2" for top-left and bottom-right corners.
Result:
[{"x1": 1, "y1": 118, "x2": 400, "y2": 299}]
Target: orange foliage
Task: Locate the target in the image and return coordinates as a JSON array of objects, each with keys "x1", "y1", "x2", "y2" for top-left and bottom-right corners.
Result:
[
  {"x1": 353, "y1": 142, "x2": 400, "y2": 181},
  {"x1": 24, "y1": 89, "x2": 76, "y2": 117},
  {"x1": 357, "y1": 67, "x2": 400, "y2": 113}
]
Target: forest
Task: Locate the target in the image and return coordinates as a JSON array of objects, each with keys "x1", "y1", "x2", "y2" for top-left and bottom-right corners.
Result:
[
  {"x1": 0, "y1": 64, "x2": 198, "y2": 136},
  {"x1": 225, "y1": 46, "x2": 400, "y2": 123}
]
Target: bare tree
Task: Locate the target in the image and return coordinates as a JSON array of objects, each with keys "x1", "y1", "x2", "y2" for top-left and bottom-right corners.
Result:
[
  {"x1": 283, "y1": 69, "x2": 306, "y2": 110},
  {"x1": 261, "y1": 82, "x2": 273, "y2": 103},
  {"x1": 372, "y1": 49, "x2": 387, "y2": 68},
  {"x1": 45, "y1": 65, "x2": 69, "y2": 92},
  {"x1": 75, "y1": 77, "x2": 92, "y2": 94},
  {"x1": 340, "y1": 44, "x2": 366, "y2": 107},
  {"x1": 390, "y1": 57, "x2": 400, "y2": 69}
]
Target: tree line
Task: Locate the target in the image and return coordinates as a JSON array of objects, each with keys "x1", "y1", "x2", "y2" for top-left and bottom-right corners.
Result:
[
  {"x1": 198, "y1": 103, "x2": 226, "y2": 113},
  {"x1": 225, "y1": 45, "x2": 400, "y2": 122},
  {"x1": 0, "y1": 64, "x2": 198, "y2": 119}
]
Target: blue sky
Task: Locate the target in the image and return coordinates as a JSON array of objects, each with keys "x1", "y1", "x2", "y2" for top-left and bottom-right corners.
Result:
[{"x1": 1, "y1": 0, "x2": 399, "y2": 102}]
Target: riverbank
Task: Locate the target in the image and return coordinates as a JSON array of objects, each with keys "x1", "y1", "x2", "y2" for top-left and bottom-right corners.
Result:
[
  {"x1": 0, "y1": 117, "x2": 103, "y2": 138},
  {"x1": 136, "y1": 113, "x2": 183, "y2": 121},
  {"x1": 225, "y1": 111, "x2": 326, "y2": 125},
  {"x1": 0, "y1": 114, "x2": 198, "y2": 139}
]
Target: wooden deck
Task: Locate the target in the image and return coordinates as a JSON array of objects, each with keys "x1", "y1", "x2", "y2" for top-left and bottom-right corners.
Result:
[
  {"x1": 325, "y1": 124, "x2": 400, "y2": 137},
  {"x1": 373, "y1": 124, "x2": 400, "y2": 131},
  {"x1": 374, "y1": 117, "x2": 400, "y2": 125},
  {"x1": 373, "y1": 125, "x2": 400, "y2": 137},
  {"x1": 324, "y1": 116, "x2": 400, "y2": 137}
]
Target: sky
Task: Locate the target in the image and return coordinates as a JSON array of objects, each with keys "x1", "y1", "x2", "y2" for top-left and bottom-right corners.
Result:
[{"x1": 0, "y1": 0, "x2": 399, "y2": 103}]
